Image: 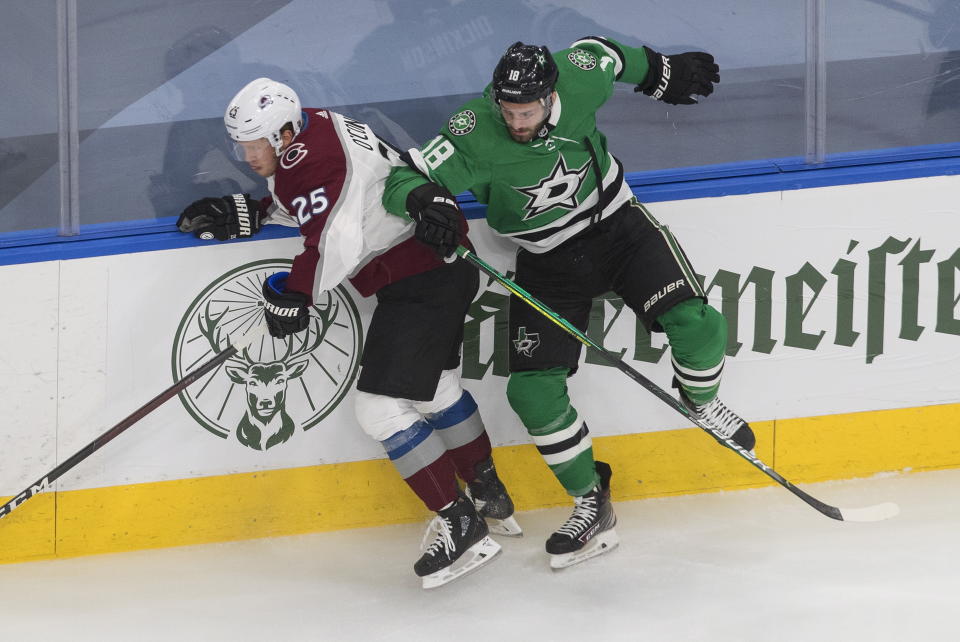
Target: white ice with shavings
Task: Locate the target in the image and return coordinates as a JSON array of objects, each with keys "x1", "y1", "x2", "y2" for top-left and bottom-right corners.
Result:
[{"x1": 0, "y1": 469, "x2": 955, "y2": 641}]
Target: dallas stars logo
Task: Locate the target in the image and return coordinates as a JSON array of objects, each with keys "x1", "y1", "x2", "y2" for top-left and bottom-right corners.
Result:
[
  {"x1": 513, "y1": 327, "x2": 541, "y2": 357},
  {"x1": 514, "y1": 155, "x2": 592, "y2": 220},
  {"x1": 448, "y1": 109, "x2": 476, "y2": 136},
  {"x1": 568, "y1": 49, "x2": 597, "y2": 70}
]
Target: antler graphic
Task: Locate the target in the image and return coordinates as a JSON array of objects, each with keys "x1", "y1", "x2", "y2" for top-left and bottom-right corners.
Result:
[
  {"x1": 198, "y1": 301, "x2": 261, "y2": 367},
  {"x1": 198, "y1": 289, "x2": 340, "y2": 366},
  {"x1": 277, "y1": 291, "x2": 340, "y2": 364},
  {"x1": 197, "y1": 302, "x2": 233, "y2": 355}
]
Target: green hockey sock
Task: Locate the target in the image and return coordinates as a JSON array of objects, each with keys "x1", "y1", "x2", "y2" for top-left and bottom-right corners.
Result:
[
  {"x1": 506, "y1": 368, "x2": 600, "y2": 496},
  {"x1": 657, "y1": 298, "x2": 727, "y2": 405}
]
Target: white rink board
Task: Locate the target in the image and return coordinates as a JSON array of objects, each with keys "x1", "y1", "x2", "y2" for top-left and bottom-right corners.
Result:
[
  {"x1": 467, "y1": 175, "x2": 960, "y2": 441},
  {"x1": 0, "y1": 261, "x2": 59, "y2": 492},
  {"x1": 1, "y1": 174, "x2": 959, "y2": 493}
]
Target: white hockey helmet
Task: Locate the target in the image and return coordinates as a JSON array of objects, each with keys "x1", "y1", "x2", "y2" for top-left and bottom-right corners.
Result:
[{"x1": 224, "y1": 77, "x2": 303, "y2": 156}]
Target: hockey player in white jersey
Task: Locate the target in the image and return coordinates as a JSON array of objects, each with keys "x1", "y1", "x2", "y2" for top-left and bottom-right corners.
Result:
[{"x1": 175, "y1": 77, "x2": 519, "y2": 588}]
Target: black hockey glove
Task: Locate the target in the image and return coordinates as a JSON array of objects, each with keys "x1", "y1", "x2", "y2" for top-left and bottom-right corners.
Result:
[
  {"x1": 406, "y1": 182, "x2": 462, "y2": 259},
  {"x1": 262, "y1": 272, "x2": 310, "y2": 339},
  {"x1": 634, "y1": 46, "x2": 719, "y2": 105},
  {"x1": 176, "y1": 193, "x2": 262, "y2": 241}
]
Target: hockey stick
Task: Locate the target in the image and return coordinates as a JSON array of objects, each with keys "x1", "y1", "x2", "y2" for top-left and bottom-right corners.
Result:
[
  {"x1": 0, "y1": 324, "x2": 267, "y2": 521},
  {"x1": 456, "y1": 246, "x2": 899, "y2": 523}
]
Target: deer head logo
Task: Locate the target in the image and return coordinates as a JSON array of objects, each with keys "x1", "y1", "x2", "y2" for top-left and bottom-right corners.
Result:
[
  {"x1": 198, "y1": 294, "x2": 337, "y2": 450},
  {"x1": 172, "y1": 260, "x2": 364, "y2": 450}
]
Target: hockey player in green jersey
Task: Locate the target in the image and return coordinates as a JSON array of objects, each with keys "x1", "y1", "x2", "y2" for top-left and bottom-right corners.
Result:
[{"x1": 383, "y1": 37, "x2": 755, "y2": 569}]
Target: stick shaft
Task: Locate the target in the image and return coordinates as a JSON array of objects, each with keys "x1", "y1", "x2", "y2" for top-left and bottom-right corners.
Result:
[
  {"x1": 0, "y1": 340, "x2": 246, "y2": 520},
  {"x1": 457, "y1": 247, "x2": 846, "y2": 519}
]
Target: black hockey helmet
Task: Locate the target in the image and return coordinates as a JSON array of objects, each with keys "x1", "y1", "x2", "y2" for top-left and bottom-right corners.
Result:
[{"x1": 492, "y1": 42, "x2": 559, "y2": 104}]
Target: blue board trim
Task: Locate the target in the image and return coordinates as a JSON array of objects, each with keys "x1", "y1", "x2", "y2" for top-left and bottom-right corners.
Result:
[
  {"x1": 3, "y1": 143, "x2": 960, "y2": 267},
  {"x1": 0, "y1": 220, "x2": 301, "y2": 266}
]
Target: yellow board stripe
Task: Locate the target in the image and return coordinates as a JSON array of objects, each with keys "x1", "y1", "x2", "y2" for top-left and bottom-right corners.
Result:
[{"x1": 2, "y1": 402, "x2": 959, "y2": 565}]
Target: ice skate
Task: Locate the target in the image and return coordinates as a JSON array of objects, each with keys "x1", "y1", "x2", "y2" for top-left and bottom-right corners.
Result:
[
  {"x1": 465, "y1": 456, "x2": 522, "y2": 537},
  {"x1": 546, "y1": 461, "x2": 619, "y2": 570},
  {"x1": 415, "y1": 492, "x2": 501, "y2": 589},
  {"x1": 675, "y1": 381, "x2": 756, "y2": 452}
]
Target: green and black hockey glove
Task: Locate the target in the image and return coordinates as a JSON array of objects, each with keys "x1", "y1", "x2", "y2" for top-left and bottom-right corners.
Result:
[
  {"x1": 406, "y1": 182, "x2": 463, "y2": 259},
  {"x1": 177, "y1": 193, "x2": 262, "y2": 241},
  {"x1": 635, "y1": 47, "x2": 719, "y2": 105}
]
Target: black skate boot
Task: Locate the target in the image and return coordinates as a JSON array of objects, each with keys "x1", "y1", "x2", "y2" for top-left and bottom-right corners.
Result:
[
  {"x1": 545, "y1": 461, "x2": 619, "y2": 570},
  {"x1": 674, "y1": 379, "x2": 756, "y2": 452},
  {"x1": 465, "y1": 457, "x2": 522, "y2": 536},
  {"x1": 414, "y1": 492, "x2": 501, "y2": 589}
]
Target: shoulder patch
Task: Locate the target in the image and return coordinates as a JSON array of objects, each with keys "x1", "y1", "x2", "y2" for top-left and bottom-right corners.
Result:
[
  {"x1": 567, "y1": 49, "x2": 597, "y2": 71},
  {"x1": 280, "y1": 142, "x2": 309, "y2": 169},
  {"x1": 448, "y1": 109, "x2": 477, "y2": 136}
]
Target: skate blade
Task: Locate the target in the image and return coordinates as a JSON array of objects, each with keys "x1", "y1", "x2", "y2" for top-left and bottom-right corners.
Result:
[
  {"x1": 487, "y1": 515, "x2": 523, "y2": 537},
  {"x1": 421, "y1": 536, "x2": 502, "y2": 589},
  {"x1": 549, "y1": 529, "x2": 620, "y2": 570}
]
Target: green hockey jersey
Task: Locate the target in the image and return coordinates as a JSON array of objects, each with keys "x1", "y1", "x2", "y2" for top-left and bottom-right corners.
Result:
[{"x1": 383, "y1": 36, "x2": 653, "y2": 253}]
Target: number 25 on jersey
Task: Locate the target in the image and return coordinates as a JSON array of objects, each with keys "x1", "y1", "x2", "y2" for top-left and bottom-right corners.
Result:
[{"x1": 292, "y1": 187, "x2": 329, "y2": 225}]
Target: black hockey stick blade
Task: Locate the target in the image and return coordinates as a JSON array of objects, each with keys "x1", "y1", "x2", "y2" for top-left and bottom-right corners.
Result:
[
  {"x1": 709, "y1": 430, "x2": 900, "y2": 522},
  {"x1": 0, "y1": 324, "x2": 267, "y2": 521},
  {"x1": 456, "y1": 246, "x2": 900, "y2": 523}
]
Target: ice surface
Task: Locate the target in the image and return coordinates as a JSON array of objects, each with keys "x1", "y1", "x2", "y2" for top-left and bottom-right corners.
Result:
[{"x1": 0, "y1": 469, "x2": 956, "y2": 641}]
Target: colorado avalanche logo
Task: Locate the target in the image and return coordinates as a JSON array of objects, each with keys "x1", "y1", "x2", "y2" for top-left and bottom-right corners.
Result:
[{"x1": 280, "y1": 142, "x2": 308, "y2": 169}]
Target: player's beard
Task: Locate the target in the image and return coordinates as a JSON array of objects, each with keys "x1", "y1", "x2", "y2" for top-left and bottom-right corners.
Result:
[
  {"x1": 507, "y1": 119, "x2": 547, "y2": 143},
  {"x1": 508, "y1": 128, "x2": 535, "y2": 143}
]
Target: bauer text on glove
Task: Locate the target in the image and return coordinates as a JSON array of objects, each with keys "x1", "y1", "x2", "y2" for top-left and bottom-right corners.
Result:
[{"x1": 634, "y1": 47, "x2": 719, "y2": 105}]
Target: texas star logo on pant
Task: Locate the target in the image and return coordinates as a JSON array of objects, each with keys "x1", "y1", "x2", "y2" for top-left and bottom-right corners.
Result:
[
  {"x1": 513, "y1": 326, "x2": 541, "y2": 357},
  {"x1": 172, "y1": 259, "x2": 363, "y2": 451}
]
